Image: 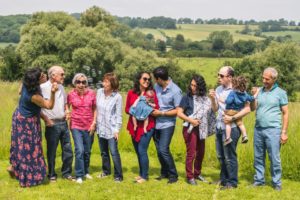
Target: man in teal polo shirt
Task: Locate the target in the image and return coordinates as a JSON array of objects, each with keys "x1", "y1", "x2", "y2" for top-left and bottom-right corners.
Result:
[{"x1": 251, "y1": 67, "x2": 289, "y2": 191}]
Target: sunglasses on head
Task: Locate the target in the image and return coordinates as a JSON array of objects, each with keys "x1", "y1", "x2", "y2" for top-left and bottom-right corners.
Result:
[
  {"x1": 75, "y1": 80, "x2": 87, "y2": 85},
  {"x1": 218, "y1": 73, "x2": 227, "y2": 78},
  {"x1": 142, "y1": 77, "x2": 151, "y2": 82}
]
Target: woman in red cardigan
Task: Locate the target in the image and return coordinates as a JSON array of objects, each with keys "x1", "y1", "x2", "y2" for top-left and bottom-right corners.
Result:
[{"x1": 125, "y1": 71, "x2": 159, "y2": 183}]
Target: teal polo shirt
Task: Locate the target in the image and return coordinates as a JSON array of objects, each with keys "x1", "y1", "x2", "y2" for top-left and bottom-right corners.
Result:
[{"x1": 255, "y1": 83, "x2": 288, "y2": 128}]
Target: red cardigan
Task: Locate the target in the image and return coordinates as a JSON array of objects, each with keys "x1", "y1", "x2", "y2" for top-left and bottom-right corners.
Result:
[{"x1": 125, "y1": 89, "x2": 159, "y2": 142}]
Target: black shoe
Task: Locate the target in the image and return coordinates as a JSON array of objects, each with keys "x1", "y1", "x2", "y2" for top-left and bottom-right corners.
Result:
[
  {"x1": 187, "y1": 179, "x2": 197, "y2": 185},
  {"x1": 167, "y1": 178, "x2": 178, "y2": 184},
  {"x1": 273, "y1": 185, "x2": 282, "y2": 191},
  {"x1": 220, "y1": 184, "x2": 237, "y2": 190},
  {"x1": 155, "y1": 175, "x2": 168, "y2": 181}
]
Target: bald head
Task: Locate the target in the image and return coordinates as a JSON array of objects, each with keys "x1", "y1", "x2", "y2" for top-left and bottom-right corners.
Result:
[
  {"x1": 48, "y1": 65, "x2": 65, "y2": 84},
  {"x1": 219, "y1": 66, "x2": 234, "y2": 77}
]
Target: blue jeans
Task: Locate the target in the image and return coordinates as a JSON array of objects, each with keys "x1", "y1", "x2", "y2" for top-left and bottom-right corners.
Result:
[
  {"x1": 216, "y1": 127, "x2": 240, "y2": 187},
  {"x1": 71, "y1": 129, "x2": 92, "y2": 178},
  {"x1": 254, "y1": 127, "x2": 282, "y2": 187},
  {"x1": 45, "y1": 121, "x2": 73, "y2": 178},
  {"x1": 153, "y1": 126, "x2": 178, "y2": 179},
  {"x1": 98, "y1": 136, "x2": 123, "y2": 179},
  {"x1": 132, "y1": 129, "x2": 154, "y2": 179}
]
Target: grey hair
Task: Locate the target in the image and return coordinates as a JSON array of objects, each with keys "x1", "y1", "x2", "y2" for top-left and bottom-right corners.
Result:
[
  {"x1": 48, "y1": 66, "x2": 63, "y2": 78},
  {"x1": 264, "y1": 67, "x2": 278, "y2": 79},
  {"x1": 72, "y1": 73, "x2": 88, "y2": 86}
]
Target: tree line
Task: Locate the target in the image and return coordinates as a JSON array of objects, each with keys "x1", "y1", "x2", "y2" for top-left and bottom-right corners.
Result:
[{"x1": 0, "y1": 6, "x2": 299, "y2": 100}]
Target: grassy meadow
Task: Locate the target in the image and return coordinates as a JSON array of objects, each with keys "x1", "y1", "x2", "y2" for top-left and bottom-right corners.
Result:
[
  {"x1": 138, "y1": 24, "x2": 262, "y2": 42},
  {"x1": 1, "y1": 79, "x2": 300, "y2": 199},
  {"x1": 262, "y1": 31, "x2": 300, "y2": 42}
]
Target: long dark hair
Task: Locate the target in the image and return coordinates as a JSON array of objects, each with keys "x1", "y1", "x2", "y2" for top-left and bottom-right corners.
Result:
[
  {"x1": 187, "y1": 74, "x2": 207, "y2": 97},
  {"x1": 133, "y1": 72, "x2": 153, "y2": 95},
  {"x1": 23, "y1": 67, "x2": 42, "y2": 93}
]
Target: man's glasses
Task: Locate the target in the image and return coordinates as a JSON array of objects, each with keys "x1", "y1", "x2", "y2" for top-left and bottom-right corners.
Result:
[
  {"x1": 218, "y1": 73, "x2": 227, "y2": 78},
  {"x1": 60, "y1": 73, "x2": 65, "y2": 77},
  {"x1": 75, "y1": 80, "x2": 87, "y2": 85},
  {"x1": 142, "y1": 77, "x2": 151, "y2": 82}
]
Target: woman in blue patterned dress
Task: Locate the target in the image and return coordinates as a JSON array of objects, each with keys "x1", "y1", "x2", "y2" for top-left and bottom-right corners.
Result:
[{"x1": 9, "y1": 67, "x2": 58, "y2": 187}]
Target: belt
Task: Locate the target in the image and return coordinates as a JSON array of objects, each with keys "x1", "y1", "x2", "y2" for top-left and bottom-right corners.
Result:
[{"x1": 51, "y1": 118, "x2": 66, "y2": 123}]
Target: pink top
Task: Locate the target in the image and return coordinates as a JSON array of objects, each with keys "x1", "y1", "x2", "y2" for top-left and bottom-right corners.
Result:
[{"x1": 67, "y1": 88, "x2": 96, "y2": 130}]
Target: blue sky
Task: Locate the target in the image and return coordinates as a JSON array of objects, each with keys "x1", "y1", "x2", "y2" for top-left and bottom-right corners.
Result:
[{"x1": 0, "y1": 0, "x2": 299, "y2": 21}]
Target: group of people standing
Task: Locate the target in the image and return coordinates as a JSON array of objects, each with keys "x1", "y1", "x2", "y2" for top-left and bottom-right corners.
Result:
[{"x1": 8, "y1": 64, "x2": 288, "y2": 191}]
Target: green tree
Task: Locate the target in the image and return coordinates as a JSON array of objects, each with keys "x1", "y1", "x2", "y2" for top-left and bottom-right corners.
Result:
[
  {"x1": 233, "y1": 42, "x2": 300, "y2": 101},
  {"x1": 208, "y1": 31, "x2": 233, "y2": 52}
]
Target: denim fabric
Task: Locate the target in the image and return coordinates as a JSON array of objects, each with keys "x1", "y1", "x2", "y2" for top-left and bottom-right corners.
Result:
[
  {"x1": 129, "y1": 96, "x2": 153, "y2": 121},
  {"x1": 254, "y1": 127, "x2": 282, "y2": 187},
  {"x1": 216, "y1": 127, "x2": 240, "y2": 187},
  {"x1": 71, "y1": 129, "x2": 92, "y2": 178},
  {"x1": 153, "y1": 126, "x2": 178, "y2": 178},
  {"x1": 45, "y1": 121, "x2": 73, "y2": 178},
  {"x1": 98, "y1": 136, "x2": 123, "y2": 179},
  {"x1": 132, "y1": 129, "x2": 154, "y2": 179}
]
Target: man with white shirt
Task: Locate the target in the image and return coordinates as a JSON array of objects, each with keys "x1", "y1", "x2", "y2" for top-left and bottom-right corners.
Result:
[{"x1": 40, "y1": 66, "x2": 73, "y2": 182}]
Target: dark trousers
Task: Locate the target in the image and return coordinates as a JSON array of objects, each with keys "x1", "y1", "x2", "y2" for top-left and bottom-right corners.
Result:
[
  {"x1": 98, "y1": 136, "x2": 123, "y2": 179},
  {"x1": 183, "y1": 127, "x2": 205, "y2": 180},
  {"x1": 132, "y1": 128, "x2": 154, "y2": 179},
  {"x1": 153, "y1": 126, "x2": 178, "y2": 179},
  {"x1": 71, "y1": 129, "x2": 92, "y2": 178},
  {"x1": 45, "y1": 121, "x2": 73, "y2": 178},
  {"x1": 215, "y1": 127, "x2": 240, "y2": 187}
]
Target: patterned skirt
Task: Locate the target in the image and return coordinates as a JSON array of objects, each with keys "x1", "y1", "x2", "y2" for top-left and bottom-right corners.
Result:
[{"x1": 9, "y1": 108, "x2": 47, "y2": 187}]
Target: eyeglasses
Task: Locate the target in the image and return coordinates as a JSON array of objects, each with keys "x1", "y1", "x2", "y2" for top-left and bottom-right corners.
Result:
[
  {"x1": 75, "y1": 80, "x2": 87, "y2": 85},
  {"x1": 60, "y1": 73, "x2": 65, "y2": 77},
  {"x1": 218, "y1": 73, "x2": 227, "y2": 78},
  {"x1": 142, "y1": 77, "x2": 151, "y2": 82}
]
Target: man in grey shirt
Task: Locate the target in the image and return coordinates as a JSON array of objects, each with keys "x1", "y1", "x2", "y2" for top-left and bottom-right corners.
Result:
[
  {"x1": 40, "y1": 66, "x2": 73, "y2": 182},
  {"x1": 209, "y1": 66, "x2": 250, "y2": 189}
]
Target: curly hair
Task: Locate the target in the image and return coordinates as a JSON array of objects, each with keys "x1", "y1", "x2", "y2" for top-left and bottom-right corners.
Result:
[
  {"x1": 132, "y1": 71, "x2": 153, "y2": 95},
  {"x1": 187, "y1": 74, "x2": 207, "y2": 97},
  {"x1": 23, "y1": 67, "x2": 42, "y2": 93},
  {"x1": 232, "y1": 76, "x2": 247, "y2": 92}
]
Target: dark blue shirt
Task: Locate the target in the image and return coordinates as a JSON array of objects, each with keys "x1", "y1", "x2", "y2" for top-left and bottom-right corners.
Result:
[
  {"x1": 225, "y1": 90, "x2": 254, "y2": 111},
  {"x1": 18, "y1": 85, "x2": 41, "y2": 117}
]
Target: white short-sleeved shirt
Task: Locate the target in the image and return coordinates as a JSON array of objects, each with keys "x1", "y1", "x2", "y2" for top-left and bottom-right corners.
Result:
[{"x1": 40, "y1": 80, "x2": 66, "y2": 119}]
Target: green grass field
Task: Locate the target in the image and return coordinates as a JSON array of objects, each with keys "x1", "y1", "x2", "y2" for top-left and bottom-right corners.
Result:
[
  {"x1": 175, "y1": 57, "x2": 239, "y2": 87},
  {"x1": 138, "y1": 24, "x2": 262, "y2": 42},
  {"x1": 262, "y1": 31, "x2": 300, "y2": 42},
  {"x1": 1, "y1": 81, "x2": 300, "y2": 199},
  {"x1": 0, "y1": 42, "x2": 17, "y2": 48}
]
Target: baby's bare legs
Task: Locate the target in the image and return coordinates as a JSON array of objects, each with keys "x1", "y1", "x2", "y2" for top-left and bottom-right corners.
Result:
[{"x1": 144, "y1": 117, "x2": 149, "y2": 133}]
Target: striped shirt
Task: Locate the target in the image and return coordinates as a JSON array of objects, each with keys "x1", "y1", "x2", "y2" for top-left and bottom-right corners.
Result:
[{"x1": 96, "y1": 88, "x2": 122, "y2": 139}]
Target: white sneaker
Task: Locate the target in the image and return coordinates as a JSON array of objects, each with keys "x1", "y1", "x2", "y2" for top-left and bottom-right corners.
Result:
[
  {"x1": 85, "y1": 174, "x2": 93, "y2": 179},
  {"x1": 76, "y1": 178, "x2": 83, "y2": 184}
]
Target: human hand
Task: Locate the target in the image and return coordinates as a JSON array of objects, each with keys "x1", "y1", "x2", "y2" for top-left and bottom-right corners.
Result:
[
  {"x1": 190, "y1": 119, "x2": 200, "y2": 127},
  {"x1": 251, "y1": 87, "x2": 259, "y2": 96},
  {"x1": 51, "y1": 82, "x2": 58, "y2": 93},
  {"x1": 280, "y1": 132, "x2": 288, "y2": 144},
  {"x1": 88, "y1": 122, "x2": 96, "y2": 135},
  {"x1": 114, "y1": 133, "x2": 119, "y2": 141},
  {"x1": 45, "y1": 119, "x2": 54, "y2": 127},
  {"x1": 223, "y1": 114, "x2": 233, "y2": 124},
  {"x1": 209, "y1": 89, "x2": 216, "y2": 99}
]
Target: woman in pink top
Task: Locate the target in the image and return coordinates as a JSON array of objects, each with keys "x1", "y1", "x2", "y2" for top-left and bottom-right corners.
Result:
[{"x1": 67, "y1": 73, "x2": 96, "y2": 184}]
